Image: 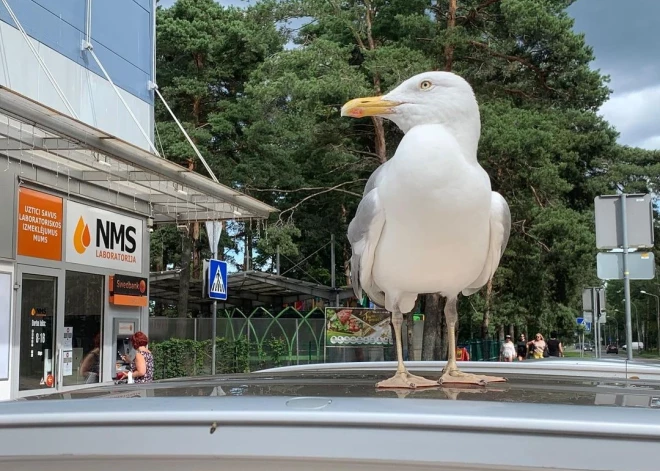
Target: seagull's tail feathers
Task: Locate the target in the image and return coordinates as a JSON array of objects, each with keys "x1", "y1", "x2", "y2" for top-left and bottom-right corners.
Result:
[
  {"x1": 347, "y1": 188, "x2": 386, "y2": 308},
  {"x1": 461, "y1": 191, "x2": 511, "y2": 297}
]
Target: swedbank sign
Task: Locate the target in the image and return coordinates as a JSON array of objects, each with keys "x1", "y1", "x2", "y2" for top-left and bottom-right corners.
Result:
[{"x1": 65, "y1": 201, "x2": 143, "y2": 273}]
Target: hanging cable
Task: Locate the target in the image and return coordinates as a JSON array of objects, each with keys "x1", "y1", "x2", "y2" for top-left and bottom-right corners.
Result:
[
  {"x1": 82, "y1": 42, "x2": 160, "y2": 155},
  {"x1": 0, "y1": 0, "x2": 79, "y2": 118},
  {"x1": 150, "y1": 83, "x2": 220, "y2": 184}
]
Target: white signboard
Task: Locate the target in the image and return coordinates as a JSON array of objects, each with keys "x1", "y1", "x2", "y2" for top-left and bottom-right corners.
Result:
[
  {"x1": 65, "y1": 201, "x2": 143, "y2": 273},
  {"x1": 117, "y1": 322, "x2": 135, "y2": 336},
  {"x1": 63, "y1": 326, "x2": 73, "y2": 350},
  {"x1": 62, "y1": 349, "x2": 73, "y2": 376},
  {"x1": 0, "y1": 273, "x2": 10, "y2": 380}
]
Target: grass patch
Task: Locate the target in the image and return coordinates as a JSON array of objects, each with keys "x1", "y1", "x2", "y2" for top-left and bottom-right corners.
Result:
[
  {"x1": 635, "y1": 352, "x2": 660, "y2": 359},
  {"x1": 564, "y1": 351, "x2": 587, "y2": 358}
]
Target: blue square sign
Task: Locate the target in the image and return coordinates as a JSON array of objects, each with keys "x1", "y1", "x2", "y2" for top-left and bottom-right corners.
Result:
[{"x1": 208, "y1": 259, "x2": 228, "y2": 301}]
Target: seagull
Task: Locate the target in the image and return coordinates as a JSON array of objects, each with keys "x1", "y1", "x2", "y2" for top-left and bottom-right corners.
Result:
[{"x1": 342, "y1": 71, "x2": 511, "y2": 388}]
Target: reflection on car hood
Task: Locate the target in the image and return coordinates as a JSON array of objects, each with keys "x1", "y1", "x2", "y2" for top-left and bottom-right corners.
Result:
[{"x1": 25, "y1": 361, "x2": 660, "y2": 409}]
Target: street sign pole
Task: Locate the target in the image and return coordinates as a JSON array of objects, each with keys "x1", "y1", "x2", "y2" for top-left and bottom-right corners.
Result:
[
  {"x1": 211, "y1": 249, "x2": 217, "y2": 376},
  {"x1": 205, "y1": 221, "x2": 223, "y2": 376},
  {"x1": 592, "y1": 288, "x2": 599, "y2": 358},
  {"x1": 621, "y1": 194, "x2": 633, "y2": 361}
]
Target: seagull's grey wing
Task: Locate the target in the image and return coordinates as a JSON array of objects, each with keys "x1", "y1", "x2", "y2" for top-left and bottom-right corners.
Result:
[
  {"x1": 462, "y1": 192, "x2": 511, "y2": 296},
  {"x1": 362, "y1": 160, "x2": 390, "y2": 197},
  {"x1": 347, "y1": 187, "x2": 386, "y2": 307}
]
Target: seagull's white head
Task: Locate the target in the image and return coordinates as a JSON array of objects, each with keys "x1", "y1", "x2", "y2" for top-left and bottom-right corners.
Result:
[{"x1": 341, "y1": 71, "x2": 480, "y2": 155}]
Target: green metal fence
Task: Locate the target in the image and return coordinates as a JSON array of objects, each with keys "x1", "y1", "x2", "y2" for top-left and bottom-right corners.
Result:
[
  {"x1": 149, "y1": 307, "x2": 326, "y2": 376},
  {"x1": 148, "y1": 309, "x2": 504, "y2": 379},
  {"x1": 464, "y1": 339, "x2": 503, "y2": 361}
]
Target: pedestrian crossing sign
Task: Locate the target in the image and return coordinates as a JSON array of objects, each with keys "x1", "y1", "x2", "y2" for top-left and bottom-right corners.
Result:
[{"x1": 208, "y1": 259, "x2": 228, "y2": 300}]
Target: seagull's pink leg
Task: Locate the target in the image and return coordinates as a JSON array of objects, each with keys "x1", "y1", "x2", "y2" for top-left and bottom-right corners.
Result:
[
  {"x1": 439, "y1": 297, "x2": 506, "y2": 386},
  {"x1": 377, "y1": 309, "x2": 437, "y2": 389}
]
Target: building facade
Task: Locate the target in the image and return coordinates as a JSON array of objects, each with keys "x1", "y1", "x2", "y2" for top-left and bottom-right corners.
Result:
[{"x1": 0, "y1": 0, "x2": 275, "y2": 399}]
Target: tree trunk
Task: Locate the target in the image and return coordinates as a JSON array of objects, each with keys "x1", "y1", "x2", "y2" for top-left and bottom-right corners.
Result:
[
  {"x1": 244, "y1": 221, "x2": 253, "y2": 271},
  {"x1": 434, "y1": 307, "x2": 448, "y2": 360},
  {"x1": 422, "y1": 294, "x2": 445, "y2": 360},
  {"x1": 185, "y1": 159, "x2": 202, "y2": 281},
  {"x1": 192, "y1": 221, "x2": 201, "y2": 279},
  {"x1": 178, "y1": 232, "x2": 192, "y2": 319},
  {"x1": 372, "y1": 118, "x2": 387, "y2": 164},
  {"x1": 341, "y1": 204, "x2": 352, "y2": 285},
  {"x1": 481, "y1": 278, "x2": 493, "y2": 339},
  {"x1": 406, "y1": 311, "x2": 415, "y2": 361},
  {"x1": 444, "y1": 0, "x2": 457, "y2": 71},
  {"x1": 218, "y1": 221, "x2": 226, "y2": 261}
]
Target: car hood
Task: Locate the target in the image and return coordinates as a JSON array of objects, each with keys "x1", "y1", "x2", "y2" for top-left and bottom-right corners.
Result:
[{"x1": 22, "y1": 360, "x2": 660, "y2": 409}]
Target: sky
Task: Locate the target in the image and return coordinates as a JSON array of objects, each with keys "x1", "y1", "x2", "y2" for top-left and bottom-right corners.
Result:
[
  {"x1": 158, "y1": 0, "x2": 660, "y2": 150},
  {"x1": 568, "y1": 0, "x2": 660, "y2": 150}
]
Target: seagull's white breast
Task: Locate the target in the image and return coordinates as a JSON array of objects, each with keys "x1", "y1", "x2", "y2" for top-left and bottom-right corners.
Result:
[{"x1": 372, "y1": 124, "x2": 492, "y2": 297}]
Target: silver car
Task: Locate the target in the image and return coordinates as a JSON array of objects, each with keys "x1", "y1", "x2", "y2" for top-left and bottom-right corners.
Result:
[{"x1": 0, "y1": 359, "x2": 659, "y2": 470}]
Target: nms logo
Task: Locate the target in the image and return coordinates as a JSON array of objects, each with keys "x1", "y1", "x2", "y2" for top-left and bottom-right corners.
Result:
[
  {"x1": 67, "y1": 201, "x2": 141, "y2": 268},
  {"x1": 95, "y1": 218, "x2": 138, "y2": 257},
  {"x1": 73, "y1": 217, "x2": 91, "y2": 254}
]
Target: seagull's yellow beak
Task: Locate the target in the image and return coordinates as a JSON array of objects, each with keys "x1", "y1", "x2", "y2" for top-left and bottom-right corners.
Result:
[{"x1": 340, "y1": 96, "x2": 400, "y2": 118}]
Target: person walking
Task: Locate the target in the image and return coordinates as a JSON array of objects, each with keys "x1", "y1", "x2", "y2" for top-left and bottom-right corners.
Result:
[
  {"x1": 516, "y1": 334, "x2": 528, "y2": 361},
  {"x1": 547, "y1": 331, "x2": 564, "y2": 358},
  {"x1": 529, "y1": 333, "x2": 547, "y2": 359},
  {"x1": 500, "y1": 335, "x2": 516, "y2": 362}
]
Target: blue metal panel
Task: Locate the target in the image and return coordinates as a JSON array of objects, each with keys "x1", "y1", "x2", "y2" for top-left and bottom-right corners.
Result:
[
  {"x1": 133, "y1": 0, "x2": 152, "y2": 13},
  {"x1": 92, "y1": 0, "x2": 152, "y2": 75},
  {"x1": 32, "y1": 0, "x2": 86, "y2": 32},
  {"x1": 0, "y1": 0, "x2": 153, "y2": 104},
  {"x1": 87, "y1": 40, "x2": 152, "y2": 102},
  {"x1": 0, "y1": 0, "x2": 83, "y2": 60}
]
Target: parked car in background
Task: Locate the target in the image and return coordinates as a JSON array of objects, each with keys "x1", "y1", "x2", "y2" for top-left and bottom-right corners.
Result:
[
  {"x1": 576, "y1": 343, "x2": 594, "y2": 352},
  {"x1": 622, "y1": 342, "x2": 644, "y2": 352},
  {"x1": 606, "y1": 344, "x2": 619, "y2": 354}
]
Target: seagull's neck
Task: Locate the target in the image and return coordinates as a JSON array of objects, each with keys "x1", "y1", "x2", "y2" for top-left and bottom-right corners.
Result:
[
  {"x1": 403, "y1": 121, "x2": 480, "y2": 161},
  {"x1": 396, "y1": 105, "x2": 481, "y2": 161},
  {"x1": 448, "y1": 122, "x2": 480, "y2": 161}
]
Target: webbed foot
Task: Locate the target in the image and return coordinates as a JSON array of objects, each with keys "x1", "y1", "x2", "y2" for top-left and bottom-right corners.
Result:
[{"x1": 377, "y1": 370, "x2": 438, "y2": 389}]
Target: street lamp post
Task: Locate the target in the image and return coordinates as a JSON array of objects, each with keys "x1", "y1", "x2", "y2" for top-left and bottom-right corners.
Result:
[{"x1": 640, "y1": 291, "x2": 660, "y2": 353}]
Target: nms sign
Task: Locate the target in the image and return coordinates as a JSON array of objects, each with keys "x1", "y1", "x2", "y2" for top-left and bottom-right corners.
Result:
[{"x1": 65, "y1": 201, "x2": 143, "y2": 273}]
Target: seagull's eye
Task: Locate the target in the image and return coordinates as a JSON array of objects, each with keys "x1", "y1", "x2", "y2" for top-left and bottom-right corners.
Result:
[{"x1": 420, "y1": 80, "x2": 433, "y2": 90}]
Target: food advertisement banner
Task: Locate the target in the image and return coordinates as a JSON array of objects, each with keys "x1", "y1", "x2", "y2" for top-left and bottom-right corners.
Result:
[{"x1": 325, "y1": 308, "x2": 392, "y2": 346}]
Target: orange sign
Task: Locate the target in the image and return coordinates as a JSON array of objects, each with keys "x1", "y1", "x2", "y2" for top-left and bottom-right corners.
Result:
[{"x1": 17, "y1": 188, "x2": 63, "y2": 261}]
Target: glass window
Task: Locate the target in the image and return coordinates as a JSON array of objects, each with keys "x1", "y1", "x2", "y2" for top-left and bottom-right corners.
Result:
[
  {"x1": 64, "y1": 271, "x2": 104, "y2": 386},
  {"x1": 19, "y1": 274, "x2": 57, "y2": 391}
]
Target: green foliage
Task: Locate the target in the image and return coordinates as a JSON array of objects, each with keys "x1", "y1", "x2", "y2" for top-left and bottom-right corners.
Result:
[
  {"x1": 151, "y1": 339, "x2": 206, "y2": 380},
  {"x1": 266, "y1": 337, "x2": 288, "y2": 367},
  {"x1": 215, "y1": 337, "x2": 251, "y2": 374},
  {"x1": 151, "y1": 336, "x2": 289, "y2": 379},
  {"x1": 153, "y1": 0, "x2": 660, "y2": 340}
]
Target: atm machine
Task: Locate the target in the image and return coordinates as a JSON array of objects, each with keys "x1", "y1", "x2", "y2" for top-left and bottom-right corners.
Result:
[{"x1": 112, "y1": 318, "x2": 139, "y2": 379}]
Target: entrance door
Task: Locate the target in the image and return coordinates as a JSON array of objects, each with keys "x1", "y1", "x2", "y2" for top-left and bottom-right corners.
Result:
[{"x1": 16, "y1": 268, "x2": 61, "y2": 393}]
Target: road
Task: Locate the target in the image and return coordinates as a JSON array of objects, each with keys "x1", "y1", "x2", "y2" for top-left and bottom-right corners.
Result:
[{"x1": 569, "y1": 347, "x2": 660, "y2": 363}]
